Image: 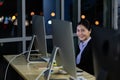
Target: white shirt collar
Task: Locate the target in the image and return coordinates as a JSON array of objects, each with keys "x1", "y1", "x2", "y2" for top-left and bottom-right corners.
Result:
[{"x1": 81, "y1": 37, "x2": 91, "y2": 45}]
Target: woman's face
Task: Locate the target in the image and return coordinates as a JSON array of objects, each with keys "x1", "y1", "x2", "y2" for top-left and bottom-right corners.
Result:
[{"x1": 76, "y1": 24, "x2": 91, "y2": 41}]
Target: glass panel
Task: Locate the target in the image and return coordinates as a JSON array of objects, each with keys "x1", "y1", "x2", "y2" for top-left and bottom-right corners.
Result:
[
  {"x1": 64, "y1": 0, "x2": 73, "y2": 22},
  {"x1": 26, "y1": 0, "x2": 43, "y2": 36},
  {"x1": 0, "y1": 0, "x2": 17, "y2": 38},
  {"x1": 118, "y1": 0, "x2": 120, "y2": 29},
  {"x1": 81, "y1": 0, "x2": 103, "y2": 27},
  {"x1": 43, "y1": 0, "x2": 56, "y2": 35},
  {"x1": 0, "y1": 0, "x2": 43, "y2": 38},
  {"x1": 0, "y1": 42, "x2": 22, "y2": 54}
]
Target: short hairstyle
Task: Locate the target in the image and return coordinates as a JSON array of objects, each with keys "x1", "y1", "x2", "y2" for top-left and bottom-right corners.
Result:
[{"x1": 77, "y1": 19, "x2": 91, "y2": 31}]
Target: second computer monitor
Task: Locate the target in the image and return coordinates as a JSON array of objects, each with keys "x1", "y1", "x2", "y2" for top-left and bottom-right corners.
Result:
[{"x1": 52, "y1": 19, "x2": 77, "y2": 79}]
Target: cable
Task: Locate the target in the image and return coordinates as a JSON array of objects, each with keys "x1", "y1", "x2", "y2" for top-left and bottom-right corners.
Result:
[
  {"x1": 4, "y1": 51, "x2": 27, "y2": 80},
  {"x1": 4, "y1": 49, "x2": 39, "y2": 80},
  {"x1": 35, "y1": 68, "x2": 48, "y2": 80}
]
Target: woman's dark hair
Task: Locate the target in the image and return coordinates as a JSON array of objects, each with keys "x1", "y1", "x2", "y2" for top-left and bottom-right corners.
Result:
[{"x1": 77, "y1": 19, "x2": 91, "y2": 31}]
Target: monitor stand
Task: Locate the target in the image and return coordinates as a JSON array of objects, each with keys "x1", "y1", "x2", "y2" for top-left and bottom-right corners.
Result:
[
  {"x1": 25, "y1": 35, "x2": 49, "y2": 63},
  {"x1": 35, "y1": 47, "x2": 60, "y2": 80}
]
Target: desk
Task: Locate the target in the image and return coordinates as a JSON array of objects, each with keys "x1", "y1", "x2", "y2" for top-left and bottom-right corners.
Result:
[{"x1": 3, "y1": 55, "x2": 95, "y2": 80}]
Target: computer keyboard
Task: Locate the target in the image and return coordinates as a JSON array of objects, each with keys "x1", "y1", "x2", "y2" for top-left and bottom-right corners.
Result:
[
  {"x1": 69, "y1": 76, "x2": 87, "y2": 80},
  {"x1": 76, "y1": 67, "x2": 83, "y2": 72},
  {"x1": 76, "y1": 76, "x2": 87, "y2": 80},
  {"x1": 29, "y1": 55, "x2": 50, "y2": 62},
  {"x1": 30, "y1": 57, "x2": 46, "y2": 61},
  {"x1": 76, "y1": 67, "x2": 83, "y2": 76}
]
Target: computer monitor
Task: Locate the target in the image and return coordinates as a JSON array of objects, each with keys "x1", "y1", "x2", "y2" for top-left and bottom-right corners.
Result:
[
  {"x1": 92, "y1": 27, "x2": 120, "y2": 80},
  {"x1": 26, "y1": 15, "x2": 48, "y2": 63},
  {"x1": 51, "y1": 19, "x2": 78, "y2": 79}
]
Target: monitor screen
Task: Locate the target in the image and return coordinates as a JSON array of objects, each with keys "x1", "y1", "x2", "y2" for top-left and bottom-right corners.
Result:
[
  {"x1": 92, "y1": 27, "x2": 120, "y2": 80},
  {"x1": 51, "y1": 19, "x2": 77, "y2": 79}
]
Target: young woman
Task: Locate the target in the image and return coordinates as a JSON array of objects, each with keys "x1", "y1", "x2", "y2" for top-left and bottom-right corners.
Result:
[{"x1": 76, "y1": 19, "x2": 94, "y2": 75}]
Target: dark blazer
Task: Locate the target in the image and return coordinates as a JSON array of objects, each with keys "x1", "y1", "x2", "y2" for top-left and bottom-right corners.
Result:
[{"x1": 76, "y1": 39, "x2": 94, "y2": 75}]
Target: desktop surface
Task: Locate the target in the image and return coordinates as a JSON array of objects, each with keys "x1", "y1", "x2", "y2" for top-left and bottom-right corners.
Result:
[{"x1": 3, "y1": 54, "x2": 95, "y2": 80}]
